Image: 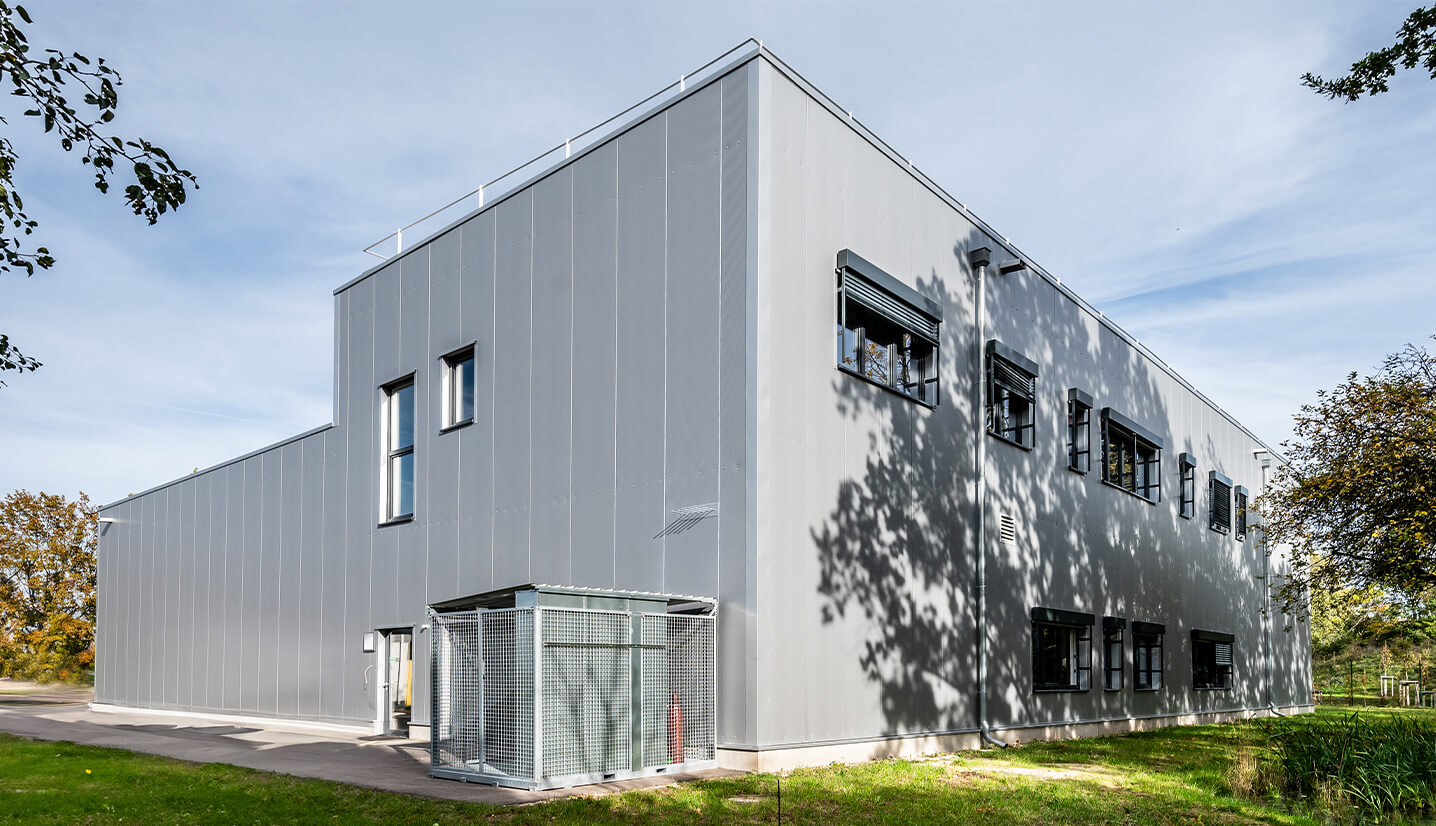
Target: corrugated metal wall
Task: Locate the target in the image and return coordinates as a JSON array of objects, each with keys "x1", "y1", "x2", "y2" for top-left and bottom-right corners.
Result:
[{"x1": 96, "y1": 64, "x2": 757, "y2": 742}]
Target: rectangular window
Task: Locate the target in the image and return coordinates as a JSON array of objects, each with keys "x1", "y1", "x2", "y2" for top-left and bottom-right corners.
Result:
[
  {"x1": 1234, "y1": 486, "x2": 1249, "y2": 541},
  {"x1": 1031, "y1": 608, "x2": 1093, "y2": 692},
  {"x1": 1179, "y1": 453, "x2": 1197, "y2": 519},
  {"x1": 441, "y1": 345, "x2": 476, "y2": 429},
  {"x1": 1068, "y1": 389, "x2": 1092, "y2": 473},
  {"x1": 1100, "y1": 408, "x2": 1163, "y2": 502},
  {"x1": 987, "y1": 340, "x2": 1038, "y2": 448},
  {"x1": 1209, "y1": 471, "x2": 1232, "y2": 534},
  {"x1": 835, "y1": 250, "x2": 941, "y2": 405},
  {"x1": 1133, "y1": 621, "x2": 1164, "y2": 691},
  {"x1": 1192, "y1": 630, "x2": 1234, "y2": 690},
  {"x1": 1103, "y1": 618, "x2": 1125, "y2": 691},
  {"x1": 381, "y1": 376, "x2": 416, "y2": 522}
]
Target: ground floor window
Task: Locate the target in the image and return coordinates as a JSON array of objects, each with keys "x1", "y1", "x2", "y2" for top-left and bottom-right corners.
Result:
[
  {"x1": 1133, "y1": 621, "x2": 1165, "y2": 690},
  {"x1": 1031, "y1": 607, "x2": 1093, "y2": 692},
  {"x1": 1192, "y1": 630, "x2": 1234, "y2": 690},
  {"x1": 1103, "y1": 618, "x2": 1125, "y2": 691}
]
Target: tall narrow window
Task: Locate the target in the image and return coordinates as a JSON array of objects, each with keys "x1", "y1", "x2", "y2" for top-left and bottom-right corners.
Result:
[
  {"x1": 1192, "y1": 630, "x2": 1234, "y2": 690},
  {"x1": 1103, "y1": 618, "x2": 1125, "y2": 691},
  {"x1": 442, "y1": 345, "x2": 476, "y2": 429},
  {"x1": 1133, "y1": 621, "x2": 1164, "y2": 690},
  {"x1": 1234, "y1": 486, "x2": 1249, "y2": 541},
  {"x1": 835, "y1": 250, "x2": 941, "y2": 405},
  {"x1": 987, "y1": 340, "x2": 1038, "y2": 448},
  {"x1": 1179, "y1": 453, "x2": 1197, "y2": 519},
  {"x1": 1067, "y1": 389, "x2": 1092, "y2": 473},
  {"x1": 1031, "y1": 608, "x2": 1093, "y2": 692},
  {"x1": 1209, "y1": 471, "x2": 1233, "y2": 534},
  {"x1": 1100, "y1": 408, "x2": 1163, "y2": 502},
  {"x1": 382, "y1": 376, "x2": 416, "y2": 522}
]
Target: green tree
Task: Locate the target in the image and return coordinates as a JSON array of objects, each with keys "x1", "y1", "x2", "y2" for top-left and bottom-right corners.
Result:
[
  {"x1": 0, "y1": 490, "x2": 97, "y2": 682},
  {"x1": 1303, "y1": 5, "x2": 1436, "y2": 101},
  {"x1": 0, "y1": 2, "x2": 196, "y2": 384},
  {"x1": 1261, "y1": 338, "x2": 1436, "y2": 619}
]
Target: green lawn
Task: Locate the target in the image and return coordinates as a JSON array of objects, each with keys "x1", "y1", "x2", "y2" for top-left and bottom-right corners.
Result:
[{"x1": 4, "y1": 709, "x2": 1428, "y2": 825}]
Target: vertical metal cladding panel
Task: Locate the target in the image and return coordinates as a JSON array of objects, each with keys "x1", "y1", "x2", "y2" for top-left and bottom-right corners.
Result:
[
  {"x1": 277, "y1": 440, "x2": 304, "y2": 717},
  {"x1": 298, "y1": 436, "x2": 326, "y2": 718},
  {"x1": 109, "y1": 500, "x2": 127, "y2": 706},
  {"x1": 458, "y1": 213, "x2": 498, "y2": 599},
  {"x1": 179, "y1": 478, "x2": 201, "y2": 709},
  {"x1": 163, "y1": 485, "x2": 181, "y2": 706},
  {"x1": 528, "y1": 168, "x2": 574, "y2": 585},
  {"x1": 205, "y1": 468, "x2": 227, "y2": 711},
  {"x1": 342, "y1": 276, "x2": 377, "y2": 721},
  {"x1": 372, "y1": 262, "x2": 403, "y2": 388},
  {"x1": 321, "y1": 425, "x2": 349, "y2": 719},
  {"x1": 94, "y1": 504, "x2": 115, "y2": 704},
  {"x1": 492, "y1": 191, "x2": 534, "y2": 588},
  {"x1": 717, "y1": 64, "x2": 752, "y2": 747},
  {"x1": 568, "y1": 143, "x2": 619, "y2": 590},
  {"x1": 614, "y1": 114, "x2": 668, "y2": 594},
  {"x1": 222, "y1": 461, "x2": 246, "y2": 712},
  {"x1": 398, "y1": 248, "x2": 431, "y2": 626},
  {"x1": 661, "y1": 85, "x2": 722, "y2": 599},
  {"x1": 124, "y1": 498, "x2": 141, "y2": 706},
  {"x1": 258, "y1": 450, "x2": 283, "y2": 715},
  {"x1": 137, "y1": 492, "x2": 155, "y2": 707},
  {"x1": 427, "y1": 231, "x2": 463, "y2": 605}
]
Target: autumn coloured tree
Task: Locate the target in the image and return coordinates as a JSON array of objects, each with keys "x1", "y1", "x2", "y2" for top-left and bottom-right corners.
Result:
[
  {"x1": 1261, "y1": 339, "x2": 1436, "y2": 619},
  {"x1": 0, "y1": 490, "x2": 96, "y2": 682}
]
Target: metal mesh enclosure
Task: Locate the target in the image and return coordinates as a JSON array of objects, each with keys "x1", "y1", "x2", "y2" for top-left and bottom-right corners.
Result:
[{"x1": 429, "y1": 589, "x2": 716, "y2": 790}]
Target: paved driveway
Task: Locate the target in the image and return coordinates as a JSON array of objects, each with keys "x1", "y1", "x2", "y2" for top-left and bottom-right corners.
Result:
[{"x1": 0, "y1": 687, "x2": 733, "y2": 805}]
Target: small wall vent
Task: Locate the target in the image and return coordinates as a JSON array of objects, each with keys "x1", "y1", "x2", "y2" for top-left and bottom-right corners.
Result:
[{"x1": 999, "y1": 513, "x2": 1017, "y2": 545}]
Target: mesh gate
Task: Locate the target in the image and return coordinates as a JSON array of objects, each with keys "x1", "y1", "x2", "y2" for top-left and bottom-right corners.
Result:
[{"x1": 430, "y1": 594, "x2": 716, "y2": 790}]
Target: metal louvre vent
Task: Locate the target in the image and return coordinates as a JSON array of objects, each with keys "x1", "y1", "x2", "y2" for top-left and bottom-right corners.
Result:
[
  {"x1": 1215, "y1": 642, "x2": 1233, "y2": 666},
  {"x1": 842, "y1": 272, "x2": 939, "y2": 344},
  {"x1": 541, "y1": 608, "x2": 631, "y2": 780},
  {"x1": 992, "y1": 358, "x2": 1035, "y2": 400},
  {"x1": 999, "y1": 513, "x2": 1017, "y2": 545}
]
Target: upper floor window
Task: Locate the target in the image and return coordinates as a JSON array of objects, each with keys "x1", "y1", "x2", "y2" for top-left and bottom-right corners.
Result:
[
  {"x1": 1234, "y1": 486, "x2": 1249, "y2": 541},
  {"x1": 1133, "y1": 621, "x2": 1165, "y2": 691},
  {"x1": 986, "y1": 340, "x2": 1037, "y2": 448},
  {"x1": 441, "y1": 345, "x2": 476, "y2": 430},
  {"x1": 381, "y1": 376, "x2": 415, "y2": 523},
  {"x1": 1179, "y1": 453, "x2": 1197, "y2": 519},
  {"x1": 1209, "y1": 471, "x2": 1233, "y2": 534},
  {"x1": 835, "y1": 249, "x2": 941, "y2": 405},
  {"x1": 1067, "y1": 389, "x2": 1092, "y2": 473},
  {"x1": 1192, "y1": 630, "x2": 1234, "y2": 690},
  {"x1": 1100, "y1": 408, "x2": 1163, "y2": 502},
  {"x1": 1031, "y1": 607, "x2": 1093, "y2": 692}
]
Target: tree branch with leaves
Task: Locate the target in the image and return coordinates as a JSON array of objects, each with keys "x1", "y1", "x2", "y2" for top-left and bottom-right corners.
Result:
[
  {"x1": 0, "y1": 1, "x2": 196, "y2": 383},
  {"x1": 1303, "y1": 5, "x2": 1436, "y2": 101}
]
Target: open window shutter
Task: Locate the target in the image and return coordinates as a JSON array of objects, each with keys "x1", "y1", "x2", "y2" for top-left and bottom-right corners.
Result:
[
  {"x1": 842, "y1": 272, "x2": 940, "y2": 344},
  {"x1": 1210, "y1": 478, "x2": 1231, "y2": 531}
]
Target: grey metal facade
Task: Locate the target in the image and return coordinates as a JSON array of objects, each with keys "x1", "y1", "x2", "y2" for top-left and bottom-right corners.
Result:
[{"x1": 95, "y1": 46, "x2": 1310, "y2": 761}]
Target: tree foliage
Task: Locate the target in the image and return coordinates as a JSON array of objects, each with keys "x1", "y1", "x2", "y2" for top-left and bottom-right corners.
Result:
[
  {"x1": 0, "y1": 2, "x2": 196, "y2": 384},
  {"x1": 1303, "y1": 5, "x2": 1436, "y2": 101},
  {"x1": 0, "y1": 490, "x2": 96, "y2": 682},
  {"x1": 1261, "y1": 339, "x2": 1436, "y2": 619}
]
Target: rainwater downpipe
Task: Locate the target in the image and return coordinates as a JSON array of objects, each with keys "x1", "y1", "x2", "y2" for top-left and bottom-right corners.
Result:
[
  {"x1": 1255, "y1": 449, "x2": 1287, "y2": 717},
  {"x1": 969, "y1": 246, "x2": 1027, "y2": 748}
]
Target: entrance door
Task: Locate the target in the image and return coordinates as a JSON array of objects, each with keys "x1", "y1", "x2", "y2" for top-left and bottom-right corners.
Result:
[{"x1": 380, "y1": 629, "x2": 414, "y2": 737}]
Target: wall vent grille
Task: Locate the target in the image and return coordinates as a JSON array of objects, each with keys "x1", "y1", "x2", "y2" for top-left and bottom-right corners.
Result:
[{"x1": 999, "y1": 513, "x2": 1017, "y2": 545}]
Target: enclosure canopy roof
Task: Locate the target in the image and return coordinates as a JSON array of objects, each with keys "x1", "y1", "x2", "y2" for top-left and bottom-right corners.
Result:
[{"x1": 428, "y1": 583, "x2": 717, "y2": 613}]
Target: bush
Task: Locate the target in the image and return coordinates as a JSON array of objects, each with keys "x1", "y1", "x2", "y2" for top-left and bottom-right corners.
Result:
[{"x1": 1261, "y1": 712, "x2": 1436, "y2": 816}]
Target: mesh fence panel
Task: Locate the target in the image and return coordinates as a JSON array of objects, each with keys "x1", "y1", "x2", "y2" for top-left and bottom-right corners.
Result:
[
  {"x1": 541, "y1": 608, "x2": 632, "y2": 779},
  {"x1": 641, "y1": 613, "x2": 715, "y2": 766},
  {"x1": 481, "y1": 608, "x2": 534, "y2": 779},
  {"x1": 431, "y1": 612, "x2": 483, "y2": 769}
]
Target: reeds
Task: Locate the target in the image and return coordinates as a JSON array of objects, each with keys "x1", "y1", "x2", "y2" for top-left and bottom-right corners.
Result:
[{"x1": 1259, "y1": 712, "x2": 1436, "y2": 816}]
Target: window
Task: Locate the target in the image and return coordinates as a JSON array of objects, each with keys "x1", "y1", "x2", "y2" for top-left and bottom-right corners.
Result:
[
  {"x1": 1133, "y1": 621, "x2": 1164, "y2": 690},
  {"x1": 1192, "y1": 630, "x2": 1234, "y2": 690},
  {"x1": 1179, "y1": 453, "x2": 1197, "y2": 519},
  {"x1": 1067, "y1": 389, "x2": 1092, "y2": 473},
  {"x1": 987, "y1": 341, "x2": 1038, "y2": 448},
  {"x1": 1031, "y1": 608, "x2": 1093, "y2": 692},
  {"x1": 381, "y1": 376, "x2": 416, "y2": 522},
  {"x1": 1103, "y1": 618, "x2": 1125, "y2": 691},
  {"x1": 1100, "y1": 408, "x2": 1163, "y2": 502},
  {"x1": 1234, "y1": 486, "x2": 1249, "y2": 541},
  {"x1": 1209, "y1": 471, "x2": 1233, "y2": 534},
  {"x1": 441, "y1": 345, "x2": 476, "y2": 429},
  {"x1": 835, "y1": 250, "x2": 941, "y2": 404}
]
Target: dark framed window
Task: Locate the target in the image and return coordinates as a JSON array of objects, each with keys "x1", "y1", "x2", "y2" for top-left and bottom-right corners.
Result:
[
  {"x1": 1209, "y1": 471, "x2": 1233, "y2": 534},
  {"x1": 987, "y1": 340, "x2": 1038, "y2": 448},
  {"x1": 1103, "y1": 617, "x2": 1125, "y2": 691},
  {"x1": 835, "y1": 250, "x2": 941, "y2": 405},
  {"x1": 441, "y1": 345, "x2": 476, "y2": 429},
  {"x1": 1031, "y1": 607, "x2": 1093, "y2": 692},
  {"x1": 1100, "y1": 408, "x2": 1163, "y2": 503},
  {"x1": 1179, "y1": 453, "x2": 1197, "y2": 519},
  {"x1": 1234, "y1": 486, "x2": 1249, "y2": 542},
  {"x1": 1133, "y1": 621, "x2": 1164, "y2": 691},
  {"x1": 1068, "y1": 389, "x2": 1092, "y2": 473},
  {"x1": 381, "y1": 376, "x2": 416, "y2": 523},
  {"x1": 1192, "y1": 630, "x2": 1234, "y2": 690}
]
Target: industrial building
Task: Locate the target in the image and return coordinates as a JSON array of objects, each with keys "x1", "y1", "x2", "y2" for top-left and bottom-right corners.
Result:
[{"x1": 94, "y1": 40, "x2": 1312, "y2": 783}]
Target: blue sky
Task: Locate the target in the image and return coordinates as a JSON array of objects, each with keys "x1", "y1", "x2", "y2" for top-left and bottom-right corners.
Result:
[{"x1": 2, "y1": 0, "x2": 1433, "y2": 505}]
